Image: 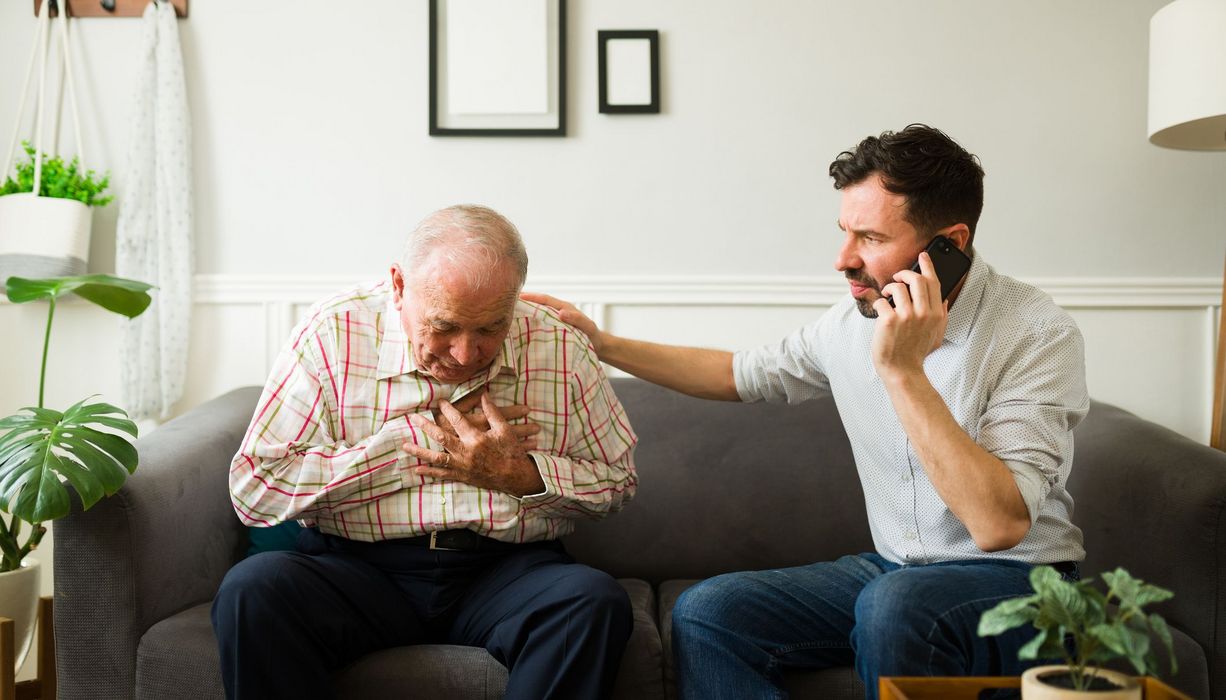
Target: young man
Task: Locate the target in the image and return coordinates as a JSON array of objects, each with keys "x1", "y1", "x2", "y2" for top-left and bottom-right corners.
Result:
[
  {"x1": 525, "y1": 125, "x2": 1088, "y2": 699},
  {"x1": 214, "y1": 205, "x2": 638, "y2": 700}
]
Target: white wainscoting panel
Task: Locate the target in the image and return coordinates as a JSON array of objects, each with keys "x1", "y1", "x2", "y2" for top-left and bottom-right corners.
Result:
[
  {"x1": 181, "y1": 273, "x2": 1222, "y2": 443},
  {"x1": 3, "y1": 274, "x2": 1222, "y2": 443}
]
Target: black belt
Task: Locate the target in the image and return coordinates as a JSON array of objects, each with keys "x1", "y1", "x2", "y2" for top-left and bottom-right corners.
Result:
[
  {"x1": 1049, "y1": 561, "x2": 1079, "y2": 577},
  {"x1": 402, "y1": 529, "x2": 512, "y2": 552}
]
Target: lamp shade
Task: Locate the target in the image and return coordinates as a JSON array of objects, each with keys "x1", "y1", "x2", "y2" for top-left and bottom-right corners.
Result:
[{"x1": 1148, "y1": 0, "x2": 1226, "y2": 150}]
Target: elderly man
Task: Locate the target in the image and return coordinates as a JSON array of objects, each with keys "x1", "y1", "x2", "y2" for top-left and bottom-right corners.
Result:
[{"x1": 212, "y1": 205, "x2": 638, "y2": 700}]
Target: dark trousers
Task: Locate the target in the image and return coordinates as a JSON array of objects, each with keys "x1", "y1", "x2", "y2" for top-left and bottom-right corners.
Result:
[{"x1": 211, "y1": 528, "x2": 633, "y2": 700}]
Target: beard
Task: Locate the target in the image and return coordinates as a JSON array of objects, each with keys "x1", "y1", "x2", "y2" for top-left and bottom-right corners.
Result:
[{"x1": 846, "y1": 270, "x2": 883, "y2": 319}]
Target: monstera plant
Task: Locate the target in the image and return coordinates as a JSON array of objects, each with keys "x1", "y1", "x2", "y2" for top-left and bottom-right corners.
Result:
[{"x1": 0, "y1": 274, "x2": 152, "y2": 572}]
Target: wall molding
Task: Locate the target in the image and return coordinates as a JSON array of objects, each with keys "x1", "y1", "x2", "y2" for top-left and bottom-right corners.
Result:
[{"x1": 192, "y1": 274, "x2": 1224, "y2": 309}]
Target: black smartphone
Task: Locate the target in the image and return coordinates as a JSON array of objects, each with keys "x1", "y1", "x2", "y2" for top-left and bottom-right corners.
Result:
[{"x1": 887, "y1": 235, "x2": 972, "y2": 307}]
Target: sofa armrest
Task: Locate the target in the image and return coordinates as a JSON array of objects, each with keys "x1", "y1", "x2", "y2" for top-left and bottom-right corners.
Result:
[
  {"x1": 53, "y1": 387, "x2": 261, "y2": 700},
  {"x1": 1070, "y1": 400, "x2": 1226, "y2": 698}
]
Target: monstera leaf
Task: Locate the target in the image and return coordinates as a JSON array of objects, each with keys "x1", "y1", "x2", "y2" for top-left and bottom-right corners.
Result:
[
  {"x1": 0, "y1": 398, "x2": 138, "y2": 523},
  {"x1": 5, "y1": 274, "x2": 152, "y2": 316}
]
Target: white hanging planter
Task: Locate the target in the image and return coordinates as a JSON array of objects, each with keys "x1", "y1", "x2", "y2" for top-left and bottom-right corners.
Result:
[
  {"x1": 1, "y1": 0, "x2": 97, "y2": 283},
  {"x1": 0, "y1": 192, "x2": 92, "y2": 278},
  {"x1": 0, "y1": 557, "x2": 41, "y2": 675}
]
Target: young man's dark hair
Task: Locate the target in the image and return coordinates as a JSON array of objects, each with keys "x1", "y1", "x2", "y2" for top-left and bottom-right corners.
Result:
[{"x1": 829, "y1": 124, "x2": 985, "y2": 245}]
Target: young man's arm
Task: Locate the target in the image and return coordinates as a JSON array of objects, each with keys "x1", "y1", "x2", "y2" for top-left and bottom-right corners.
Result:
[
  {"x1": 873, "y1": 256, "x2": 1034, "y2": 552},
  {"x1": 521, "y1": 293, "x2": 739, "y2": 401}
]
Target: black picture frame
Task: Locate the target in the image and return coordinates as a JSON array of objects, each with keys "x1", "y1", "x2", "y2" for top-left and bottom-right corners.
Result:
[
  {"x1": 429, "y1": 0, "x2": 567, "y2": 137},
  {"x1": 598, "y1": 30, "x2": 660, "y2": 114}
]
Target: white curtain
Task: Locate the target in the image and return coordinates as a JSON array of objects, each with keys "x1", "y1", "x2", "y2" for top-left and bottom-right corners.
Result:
[{"x1": 115, "y1": 0, "x2": 193, "y2": 421}]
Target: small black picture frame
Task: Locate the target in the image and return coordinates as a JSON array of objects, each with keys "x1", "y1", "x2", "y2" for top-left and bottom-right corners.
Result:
[
  {"x1": 429, "y1": 0, "x2": 567, "y2": 137},
  {"x1": 598, "y1": 30, "x2": 660, "y2": 114}
]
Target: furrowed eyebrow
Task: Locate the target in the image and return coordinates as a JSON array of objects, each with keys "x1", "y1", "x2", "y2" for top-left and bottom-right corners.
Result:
[{"x1": 838, "y1": 221, "x2": 887, "y2": 238}]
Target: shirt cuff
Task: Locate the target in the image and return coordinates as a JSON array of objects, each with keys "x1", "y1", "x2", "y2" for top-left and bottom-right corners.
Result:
[
  {"x1": 510, "y1": 451, "x2": 553, "y2": 503},
  {"x1": 1003, "y1": 459, "x2": 1049, "y2": 525},
  {"x1": 731, "y1": 350, "x2": 756, "y2": 402}
]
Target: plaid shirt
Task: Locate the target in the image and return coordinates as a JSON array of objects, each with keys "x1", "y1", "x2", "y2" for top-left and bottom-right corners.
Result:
[{"x1": 229, "y1": 280, "x2": 638, "y2": 543}]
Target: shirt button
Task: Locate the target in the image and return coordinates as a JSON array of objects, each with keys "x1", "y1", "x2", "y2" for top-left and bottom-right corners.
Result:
[
  {"x1": 439, "y1": 496, "x2": 447, "y2": 505},
  {"x1": 902, "y1": 472, "x2": 912, "y2": 483},
  {"x1": 904, "y1": 529, "x2": 918, "y2": 541}
]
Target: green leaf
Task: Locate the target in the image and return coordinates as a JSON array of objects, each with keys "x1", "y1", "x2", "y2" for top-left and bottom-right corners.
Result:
[
  {"x1": 0, "y1": 400, "x2": 140, "y2": 523},
  {"x1": 1039, "y1": 577, "x2": 1087, "y2": 629},
  {"x1": 12, "y1": 451, "x2": 71, "y2": 524},
  {"x1": 1147, "y1": 614, "x2": 1177, "y2": 676},
  {"x1": 57, "y1": 438, "x2": 128, "y2": 496},
  {"x1": 978, "y1": 595, "x2": 1039, "y2": 636},
  {"x1": 1015, "y1": 627, "x2": 1064, "y2": 661},
  {"x1": 53, "y1": 453, "x2": 105, "y2": 510},
  {"x1": 4, "y1": 274, "x2": 153, "y2": 318},
  {"x1": 1104, "y1": 568, "x2": 1141, "y2": 606},
  {"x1": 1029, "y1": 565, "x2": 1063, "y2": 595},
  {"x1": 1, "y1": 142, "x2": 111, "y2": 206},
  {"x1": 1135, "y1": 583, "x2": 1175, "y2": 608},
  {"x1": 1017, "y1": 630, "x2": 1046, "y2": 660},
  {"x1": 73, "y1": 427, "x2": 138, "y2": 473},
  {"x1": 1088, "y1": 623, "x2": 1130, "y2": 657}
]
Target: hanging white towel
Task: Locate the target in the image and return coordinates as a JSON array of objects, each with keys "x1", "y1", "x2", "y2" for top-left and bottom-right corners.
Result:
[{"x1": 115, "y1": 0, "x2": 193, "y2": 421}]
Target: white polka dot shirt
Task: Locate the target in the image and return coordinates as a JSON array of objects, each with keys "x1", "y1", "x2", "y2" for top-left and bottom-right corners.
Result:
[{"x1": 734, "y1": 252, "x2": 1089, "y2": 566}]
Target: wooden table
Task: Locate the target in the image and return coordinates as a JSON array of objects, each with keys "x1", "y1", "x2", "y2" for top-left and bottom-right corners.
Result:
[
  {"x1": 879, "y1": 675, "x2": 1191, "y2": 700},
  {"x1": 0, "y1": 596, "x2": 55, "y2": 700}
]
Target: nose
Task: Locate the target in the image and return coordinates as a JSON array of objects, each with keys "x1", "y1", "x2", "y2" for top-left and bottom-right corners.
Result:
[
  {"x1": 834, "y1": 233, "x2": 861, "y2": 273},
  {"x1": 451, "y1": 335, "x2": 482, "y2": 366}
]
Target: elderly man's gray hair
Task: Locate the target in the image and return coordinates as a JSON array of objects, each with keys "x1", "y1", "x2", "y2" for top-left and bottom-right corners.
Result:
[{"x1": 402, "y1": 205, "x2": 529, "y2": 290}]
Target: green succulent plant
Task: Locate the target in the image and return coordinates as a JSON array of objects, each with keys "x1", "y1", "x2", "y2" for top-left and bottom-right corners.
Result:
[
  {"x1": 0, "y1": 274, "x2": 152, "y2": 572},
  {"x1": 979, "y1": 565, "x2": 1177, "y2": 692},
  {"x1": 0, "y1": 141, "x2": 113, "y2": 207}
]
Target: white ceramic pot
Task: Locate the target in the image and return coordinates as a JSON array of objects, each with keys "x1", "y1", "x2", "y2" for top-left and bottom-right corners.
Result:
[
  {"x1": 0, "y1": 192, "x2": 92, "y2": 279},
  {"x1": 0, "y1": 557, "x2": 40, "y2": 674},
  {"x1": 1021, "y1": 665, "x2": 1142, "y2": 700}
]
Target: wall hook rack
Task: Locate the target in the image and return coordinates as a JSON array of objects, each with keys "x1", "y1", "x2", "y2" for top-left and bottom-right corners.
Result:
[{"x1": 33, "y1": 0, "x2": 188, "y2": 18}]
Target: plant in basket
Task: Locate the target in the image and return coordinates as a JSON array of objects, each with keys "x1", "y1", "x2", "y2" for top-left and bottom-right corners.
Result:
[{"x1": 0, "y1": 141, "x2": 112, "y2": 206}]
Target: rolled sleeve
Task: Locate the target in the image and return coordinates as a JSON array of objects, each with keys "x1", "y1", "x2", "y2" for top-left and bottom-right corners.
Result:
[
  {"x1": 734, "y1": 320, "x2": 830, "y2": 404},
  {"x1": 976, "y1": 323, "x2": 1090, "y2": 522}
]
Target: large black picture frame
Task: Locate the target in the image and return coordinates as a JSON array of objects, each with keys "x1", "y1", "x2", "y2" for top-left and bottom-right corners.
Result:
[{"x1": 429, "y1": 0, "x2": 567, "y2": 137}]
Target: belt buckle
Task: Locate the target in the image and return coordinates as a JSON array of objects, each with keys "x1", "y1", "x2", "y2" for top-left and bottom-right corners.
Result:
[{"x1": 429, "y1": 531, "x2": 462, "y2": 552}]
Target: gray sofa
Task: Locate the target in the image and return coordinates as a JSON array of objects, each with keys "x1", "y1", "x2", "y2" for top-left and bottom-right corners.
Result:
[{"x1": 54, "y1": 378, "x2": 1223, "y2": 699}]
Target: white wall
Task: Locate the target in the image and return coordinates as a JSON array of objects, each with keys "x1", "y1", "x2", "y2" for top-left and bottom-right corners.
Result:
[{"x1": 0, "y1": 0, "x2": 1224, "y2": 676}]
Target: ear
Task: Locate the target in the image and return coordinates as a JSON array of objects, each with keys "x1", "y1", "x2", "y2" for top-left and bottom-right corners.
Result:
[
  {"x1": 939, "y1": 224, "x2": 972, "y2": 251},
  {"x1": 390, "y1": 264, "x2": 407, "y2": 309}
]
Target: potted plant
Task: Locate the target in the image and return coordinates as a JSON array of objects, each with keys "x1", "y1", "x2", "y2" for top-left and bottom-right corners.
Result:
[
  {"x1": 978, "y1": 565, "x2": 1178, "y2": 699},
  {"x1": 0, "y1": 142, "x2": 113, "y2": 280},
  {"x1": 0, "y1": 273, "x2": 151, "y2": 673}
]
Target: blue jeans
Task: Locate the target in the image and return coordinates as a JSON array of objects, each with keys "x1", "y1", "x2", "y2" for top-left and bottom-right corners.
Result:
[{"x1": 672, "y1": 553, "x2": 1074, "y2": 700}]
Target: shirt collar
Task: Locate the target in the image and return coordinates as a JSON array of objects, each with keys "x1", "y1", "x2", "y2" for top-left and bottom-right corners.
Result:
[
  {"x1": 375, "y1": 294, "x2": 523, "y2": 386},
  {"x1": 943, "y1": 249, "x2": 989, "y2": 346}
]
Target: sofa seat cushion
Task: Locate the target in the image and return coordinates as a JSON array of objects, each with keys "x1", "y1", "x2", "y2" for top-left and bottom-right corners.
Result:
[{"x1": 135, "y1": 578, "x2": 663, "y2": 700}]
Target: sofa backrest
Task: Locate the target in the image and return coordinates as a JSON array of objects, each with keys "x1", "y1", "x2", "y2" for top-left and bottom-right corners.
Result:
[
  {"x1": 566, "y1": 379, "x2": 1226, "y2": 696},
  {"x1": 563, "y1": 377, "x2": 874, "y2": 583},
  {"x1": 1066, "y1": 399, "x2": 1226, "y2": 694}
]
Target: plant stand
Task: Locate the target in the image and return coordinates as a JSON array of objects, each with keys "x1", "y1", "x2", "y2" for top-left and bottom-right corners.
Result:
[{"x1": 0, "y1": 596, "x2": 54, "y2": 700}]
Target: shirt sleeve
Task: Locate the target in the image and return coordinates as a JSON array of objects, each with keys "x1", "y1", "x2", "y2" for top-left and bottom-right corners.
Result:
[
  {"x1": 976, "y1": 323, "x2": 1090, "y2": 524},
  {"x1": 228, "y1": 320, "x2": 434, "y2": 526},
  {"x1": 734, "y1": 318, "x2": 830, "y2": 404},
  {"x1": 519, "y1": 333, "x2": 638, "y2": 519}
]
